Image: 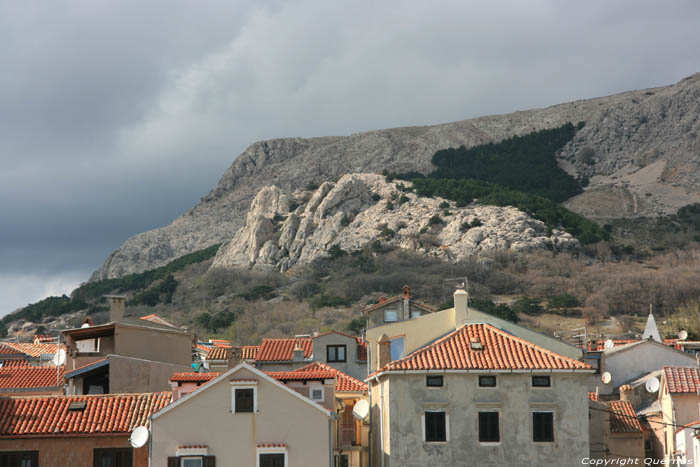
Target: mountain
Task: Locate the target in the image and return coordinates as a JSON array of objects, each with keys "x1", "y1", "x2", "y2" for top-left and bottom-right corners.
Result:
[{"x1": 93, "y1": 73, "x2": 700, "y2": 280}]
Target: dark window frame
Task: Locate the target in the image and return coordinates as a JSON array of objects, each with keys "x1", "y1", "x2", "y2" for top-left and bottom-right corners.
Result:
[
  {"x1": 259, "y1": 452, "x2": 286, "y2": 467},
  {"x1": 234, "y1": 387, "x2": 255, "y2": 413},
  {"x1": 0, "y1": 451, "x2": 38, "y2": 467},
  {"x1": 478, "y1": 375, "x2": 497, "y2": 387},
  {"x1": 327, "y1": 344, "x2": 347, "y2": 363},
  {"x1": 94, "y1": 447, "x2": 133, "y2": 467},
  {"x1": 424, "y1": 411, "x2": 447, "y2": 442},
  {"x1": 533, "y1": 411, "x2": 555, "y2": 442},
  {"x1": 531, "y1": 375, "x2": 551, "y2": 388},
  {"x1": 478, "y1": 411, "x2": 500, "y2": 443},
  {"x1": 426, "y1": 375, "x2": 444, "y2": 387}
]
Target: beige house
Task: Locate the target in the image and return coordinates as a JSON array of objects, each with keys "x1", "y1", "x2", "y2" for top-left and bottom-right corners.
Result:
[
  {"x1": 364, "y1": 289, "x2": 582, "y2": 374},
  {"x1": 588, "y1": 389, "x2": 646, "y2": 461},
  {"x1": 62, "y1": 296, "x2": 193, "y2": 395},
  {"x1": 659, "y1": 366, "x2": 700, "y2": 462},
  {"x1": 362, "y1": 286, "x2": 437, "y2": 329},
  {"x1": 150, "y1": 362, "x2": 335, "y2": 467},
  {"x1": 367, "y1": 318, "x2": 594, "y2": 467}
]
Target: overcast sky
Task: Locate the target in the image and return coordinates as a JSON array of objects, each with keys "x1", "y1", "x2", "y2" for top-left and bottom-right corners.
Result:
[{"x1": 1, "y1": 0, "x2": 699, "y2": 317}]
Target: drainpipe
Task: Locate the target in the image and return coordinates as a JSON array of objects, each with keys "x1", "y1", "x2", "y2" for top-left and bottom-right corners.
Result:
[
  {"x1": 329, "y1": 412, "x2": 338, "y2": 467},
  {"x1": 148, "y1": 417, "x2": 153, "y2": 467}
]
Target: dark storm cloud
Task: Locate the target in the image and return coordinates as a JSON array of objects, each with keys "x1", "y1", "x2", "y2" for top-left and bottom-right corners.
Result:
[{"x1": 2, "y1": 0, "x2": 700, "y2": 314}]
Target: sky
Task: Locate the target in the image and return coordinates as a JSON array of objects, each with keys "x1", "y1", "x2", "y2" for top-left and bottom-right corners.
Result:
[{"x1": 1, "y1": 0, "x2": 700, "y2": 317}]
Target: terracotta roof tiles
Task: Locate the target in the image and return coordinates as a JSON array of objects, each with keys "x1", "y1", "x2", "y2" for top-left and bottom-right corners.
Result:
[
  {"x1": 0, "y1": 392, "x2": 171, "y2": 437},
  {"x1": 0, "y1": 367, "x2": 65, "y2": 390},
  {"x1": 268, "y1": 362, "x2": 367, "y2": 393},
  {"x1": 376, "y1": 323, "x2": 591, "y2": 373},
  {"x1": 1, "y1": 343, "x2": 66, "y2": 358},
  {"x1": 256, "y1": 338, "x2": 313, "y2": 362},
  {"x1": 609, "y1": 400, "x2": 644, "y2": 433},
  {"x1": 241, "y1": 345, "x2": 259, "y2": 360},
  {"x1": 664, "y1": 366, "x2": 700, "y2": 393},
  {"x1": 206, "y1": 347, "x2": 229, "y2": 361},
  {"x1": 169, "y1": 373, "x2": 220, "y2": 383}
]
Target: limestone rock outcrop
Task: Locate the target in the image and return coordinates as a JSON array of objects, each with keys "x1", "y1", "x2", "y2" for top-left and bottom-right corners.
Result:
[
  {"x1": 93, "y1": 73, "x2": 700, "y2": 279},
  {"x1": 211, "y1": 174, "x2": 578, "y2": 271}
]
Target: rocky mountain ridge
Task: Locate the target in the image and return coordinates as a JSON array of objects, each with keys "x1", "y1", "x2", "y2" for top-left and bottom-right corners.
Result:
[
  {"x1": 93, "y1": 73, "x2": 700, "y2": 280},
  {"x1": 211, "y1": 174, "x2": 578, "y2": 271}
]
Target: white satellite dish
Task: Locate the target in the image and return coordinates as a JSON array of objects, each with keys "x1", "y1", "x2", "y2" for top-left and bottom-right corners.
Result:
[
  {"x1": 646, "y1": 376, "x2": 660, "y2": 393},
  {"x1": 601, "y1": 372, "x2": 612, "y2": 384},
  {"x1": 352, "y1": 399, "x2": 370, "y2": 421},
  {"x1": 679, "y1": 330, "x2": 689, "y2": 341},
  {"x1": 52, "y1": 349, "x2": 66, "y2": 366},
  {"x1": 604, "y1": 339, "x2": 615, "y2": 349},
  {"x1": 129, "y1": 426, "x2": 149, "y2": 448},
  {"x1": 81, "y1": 323, "x2": 90, "y2": 328}
]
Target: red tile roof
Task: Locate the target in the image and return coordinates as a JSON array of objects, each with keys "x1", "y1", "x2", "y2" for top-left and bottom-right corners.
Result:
[
  {"x1": 169, "y1": 373, "x2": 220, "y2": 384},
  {"x1": 257, "y1": 443, "x2": 287, "y2": 448},
  {"x1": 256, "y1": 338, "x2": 313, "y2": 362},
  {"x1": 0, "y1": 344, "x2": 24, "y2": 356},
  {"x1": 361, "y1": 296, "x2": 437, "y2": 316},
  {"x1": 209, "y1": 339, "x2": 232, "y2": 348},
  {"x1": 268, "y1": 362, "x2": 367, "y2": 393},
  {"x1": 205, "y1": 347, "x2": 229, "y2": 361},
  {"x1": 139, "y1": 314, "x2": 176, "y2": 328},
  {"x1": 375, "y1": 323, "x2": 592, "y2": 373},
  {"x1": 1, "y1": 343, "x2": 66, "y2": 358},
  {"x1": 0, "y1": 360, "x2": 31, "y2": 368},
  {"x1": 664, "y1": 366, "x2": 700, "y2": 393},
  {"x1": 0, "y1": 392, "x2": 171, "y2": 437},
  {"x1": 0, "y1": 367, "x2": 65, "y2": 390},
  {"x1": 241, "y1": 345, "x2": 259, "y2": 360},
  {"x1": 588, "y1": 392, "x2": 599, "y2": 401},
  {"x1": 33, "y1": 335, "x2": 57, "y2": 344},
  {"x1": 609, "y1": 400, "x2": 644, "y2": 433}
]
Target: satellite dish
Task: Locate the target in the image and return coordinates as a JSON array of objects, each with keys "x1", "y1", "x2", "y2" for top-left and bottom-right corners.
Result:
[
  {"x1": 679, "y1": 330, "x2": 689, "y2": 341},
  {"x1": 646, "y1": 377, "x2": 660, "y2": 393},
  {"x1": 129, "y1": 426, "x2": 149, "y2": 448},
  {"x1": 604, "y1": 339, "x2": 615, "y2": 349},
  {"x1": 601, "y1": 372, "x2": 612, "y2": 384},
  {"x1": 81, "y1": 323, "x2": 90, "y2": 328},
  {"x1": 52, "y1": 349, "x2": 66, "y2": 366},
  {"x1": 352, "y1": 399, "x2": 370, "y2": 421}
]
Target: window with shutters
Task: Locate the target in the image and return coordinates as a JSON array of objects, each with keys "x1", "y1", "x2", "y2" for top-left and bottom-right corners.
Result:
[
  {"x1": 168, "y1": 456, "x2": 215, "y2": 467},
  {"x1": 231, "y1": 383, "x2": 257, "y2": 413},
  {"x1": 533, "y1": 411, "x2": 554, "y2": 442},
  {"x1": 93, "y1": 448, "x2": 133, "y2": 467},
  {"x1": 327, "y1": 345, "x2": 347, "y2": 362},
  {"x1": 478, "y1": 411, "x2": 500, "y2": 443},
  {"x1": 181, "y1": 458, "x2": 203, "y2": 467},
  {"x1": 423, "y1": 410, "x2": 447, "y2": 442},
  {"x1": 0, "y1": 451, "x2": 38, "y2": 467}
]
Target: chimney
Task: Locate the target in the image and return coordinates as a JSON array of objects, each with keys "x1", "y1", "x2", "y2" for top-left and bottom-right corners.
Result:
[
  {"x1": 292, "y1": 342, "x2": 305, "y2": 362},
  {"x1": 453, "y1": 288, "x2": 468, "y2": 328},
  {"x1": 106, "y1": 295, "x2": 126, "y2": 323},
  {"x1": 402, "y1": 285, "x2": 410, "y2": 320},
  {"x1": 619, "y1": 384, "x2": 634, "y2": 403},
  {"x1": 377, "y1": 334, "x2": 391, "y2": 369},
  {"x1": 402, "y1": 285, "x2": 410, "y2": 299}
]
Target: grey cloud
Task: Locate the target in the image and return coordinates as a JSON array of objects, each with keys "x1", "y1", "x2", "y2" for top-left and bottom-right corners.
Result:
[{"x1": 1, "y1": 0, "x2": 700, "y2": 315}]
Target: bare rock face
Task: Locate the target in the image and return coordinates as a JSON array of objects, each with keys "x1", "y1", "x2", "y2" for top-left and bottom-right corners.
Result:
[
  {"x1": 93, "y1": 73, "x2": 700, "y2": 279},
  {"x1": 211, "y1": 174, "x2": 578, "y2": 271}
]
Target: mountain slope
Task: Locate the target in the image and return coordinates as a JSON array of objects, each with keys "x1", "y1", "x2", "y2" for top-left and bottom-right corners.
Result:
[{"x1": 93, "y1": 73, "x2": 700, "y2": 280}]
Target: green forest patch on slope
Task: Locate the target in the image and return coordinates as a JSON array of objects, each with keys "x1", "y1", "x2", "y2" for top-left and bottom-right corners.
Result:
[{"x1": 387, "y1": 122, "x2": 610, "y2": 244}]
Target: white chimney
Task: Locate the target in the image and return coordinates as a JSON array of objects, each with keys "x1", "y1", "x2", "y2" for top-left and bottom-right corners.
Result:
[
  {"x1": 453, "y1": 288, "x2": 468, "y2": 329},
  {"x1": 106, "y1": 295, "x2": 126, "y2": 323}
]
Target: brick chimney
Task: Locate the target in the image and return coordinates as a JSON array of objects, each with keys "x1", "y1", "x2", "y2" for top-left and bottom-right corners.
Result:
[
  {"x1": 402, "y1": 285, "x2": 410, "y2": 299},
  {"x1": 453, "y1": 288, "x2": 468, "y2": 328},
  {"x1": 619, "y1": 384, "x2": 634, "y2": 403},
  {"x1": 377, "y1": 334, "x2": 391, "y2": 369},
  {"x1": 106, "y1": 295, "x2": 126, "y2": 323},
  {"x1": 402, "y1": 285, "x2": 411, "y2": 320}
]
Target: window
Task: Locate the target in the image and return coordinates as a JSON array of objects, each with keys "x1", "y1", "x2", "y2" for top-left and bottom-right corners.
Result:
[
  {"x1": 384, "y1": 310, "x2": 398, "y2": 322},
  {"x1": 390, "y1": 337, "x2": 404, "y2": 361},
  {"x1": 478, "y1": 412, "x2": 500, "y2": 443},
  {"x1": 532, "y1": 375, "x2": 551, "y2": 387},
  {"x1": 327, "y1": 345, "x2": 347, "y2": 362},
  {"x1": 256, "y1": 447, "x2": 287, "y2": 467},
  {"x1": 231, "y1": 382, "x2": 257, "y2": 413},
  {"x1": 310, "y1": 387, "x2": 324, "y2": 401},
  {"x1": 181, "y1": 458, "x2": 203, "y2": 467},
  {"x1": 94, "y1": 448, "x2": 133, "y2": 467},
  {"x1": 77, "y1": 337, "x2": 100, "y2": 353},
  {"x1": 335, "y1": 454, "x2": 349, "y2": 467},
  {"x1": 0, "y1": 452, "x2": 38, "y2": 467},
  {"x1": 479, "y1": 376, "x2": 497, "y2": 387},
  {"x1": 424, "y1": 411, "x2": 447, "y2": 442},
  {"x1": 426, "y1": 375, "x2": 444, "y2": 387},
  {"x1": 533, "y1": 411, "x2": 554, "y2": 442}
]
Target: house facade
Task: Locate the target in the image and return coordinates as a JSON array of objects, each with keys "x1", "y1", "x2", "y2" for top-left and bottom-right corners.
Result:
[
  {"x1": 150, "y1": 362, "x2": 334, "y2": 467},
  {"x1": 588, "y1": 390, "x2": 646, "y2": 461},
  {"x1": 0, "y1": 392, "x2": 170, "y2": 467},
  {"x1": 368, "y1": 322, "x2": 594, "y2": 467},
  {"x1": 659, "y1": 366, "x2": 700, "y2": 463}
]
